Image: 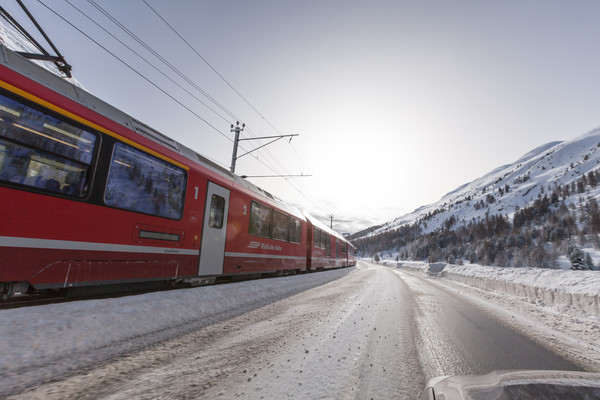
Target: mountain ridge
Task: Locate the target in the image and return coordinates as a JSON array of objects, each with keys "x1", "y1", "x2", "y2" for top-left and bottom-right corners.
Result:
[{"x1": 352, "y1": 127, "x2": 600, "y2": 244}]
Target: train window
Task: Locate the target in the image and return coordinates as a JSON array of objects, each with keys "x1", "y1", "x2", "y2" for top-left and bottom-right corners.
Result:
[
  {"x1": 0, "y1": 92, "x2": 96, "y2": 197},
  {"x1": 290, "y1": 218, "x2": 302, "y2": 244},
  {"x1": 314, "y1": 227, "x2": 320, "y2": 248},
  {"x1": 209, "y1": 194, "x2": 225, "y2": 229},
  {"x1": 342, "y1": 241, "x2": 347, "y2": 253},
  {"x1": 322, "y1": 232, "x2": 331, "y2": 256},
  {"x1": 315, "y1": 229, "x2": 326, "y2": 249},
  {"x1": 249, "y1": 200, "x2": 271, "y2": 238},
  {"x1": 272, "y1": 210, "x2": 289, "y2": 241},
  {"x1": 104, "y1": 143, "x2": 186, "y2": 219}
]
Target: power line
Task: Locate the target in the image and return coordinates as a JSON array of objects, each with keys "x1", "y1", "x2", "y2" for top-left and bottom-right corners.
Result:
[
  {"x1": 140, "y1": 0, "x2": 301, "y2": 175},
  {"x1": 39, "y1": 0, "x2": 285, "y2": 176},
  {"x1": 82, "y1": 0, "x2": 290, "y2": 175},
  {"x1": 140, "y1": 1, "x2": 287, "y2": 173},
  {"x1": 33, "y1": 0, "x2": 315, "y2": 205},
  {"x1": 62, "y1": 0, "x2": 232, "y2": 126},
  {"x1": 34, "y1": 0, "x2": 229, "y2": 141},
  {"x1": 87, "y1": 0, "x2": 242, "y2": 124},
  {"x1": 139, "y1": 1, "x2": 317, "y2": 196},
  {"x1": 60, "y1": 0, "x2": 269, "y2": 166},
  {"x1": 36, "y1": 3, "x2": 276, "y2": 172},
  {"x1": 0, "y1": 3, "x2": 71, "y2": 76},
  {"x1": 0, "y1": 6, "x2": 43, "y2": 53},
  {"x1": 142, "y1": 0, "x2": 281, "y2": 134}
]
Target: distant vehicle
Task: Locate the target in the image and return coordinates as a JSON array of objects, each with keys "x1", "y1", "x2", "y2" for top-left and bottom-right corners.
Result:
[
  {"x1": 0, "y1": 44, "x2": 355, "y2": 299},
  {"x1": 420, "y1": 370, "x2": 600, "y2": 400}
]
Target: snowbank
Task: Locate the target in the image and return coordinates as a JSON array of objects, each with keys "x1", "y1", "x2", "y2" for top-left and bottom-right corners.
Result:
[
  {"x1": 444, "y1": 264, "x2": 600, "y2": 319},
  {"x1": 0, "y1": 267, "x2": 352, "y2": 394},
  {"x1": 399, "y1": 261, "x2": 600, "y2": 319}
]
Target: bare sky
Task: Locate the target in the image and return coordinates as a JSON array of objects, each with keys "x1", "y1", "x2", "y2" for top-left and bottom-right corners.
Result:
[{"x1": 4, "y1": 0, "x2": 600, "y2": 233}]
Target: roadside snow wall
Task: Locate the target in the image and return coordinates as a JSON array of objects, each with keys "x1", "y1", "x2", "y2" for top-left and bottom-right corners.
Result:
[{"x1": 399, "y1": 262, "x2": 600, "y2": 319}]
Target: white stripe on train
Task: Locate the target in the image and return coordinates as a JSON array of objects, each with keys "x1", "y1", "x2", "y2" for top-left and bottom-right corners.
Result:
[{"x1": 0, "y1": 236, "x2": 316, "y2": 260}]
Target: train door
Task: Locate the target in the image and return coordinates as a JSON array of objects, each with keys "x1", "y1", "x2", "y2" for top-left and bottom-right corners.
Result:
[{"x1": 198, "y1": 182, "x2": 230, "y2": 276}]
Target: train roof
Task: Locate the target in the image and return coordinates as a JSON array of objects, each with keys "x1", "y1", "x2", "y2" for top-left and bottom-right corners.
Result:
[
  {"x1": 0, "y1": 44, "x2": 304, "y2": 220},
  {"x1": 303, "y1": 211, "x2": 352, "y2": 245}
]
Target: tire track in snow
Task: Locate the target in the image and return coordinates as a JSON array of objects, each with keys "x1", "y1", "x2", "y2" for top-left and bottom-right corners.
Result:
[{"x1": 7, "y1": 262, "x2": 428, "y2": 400}]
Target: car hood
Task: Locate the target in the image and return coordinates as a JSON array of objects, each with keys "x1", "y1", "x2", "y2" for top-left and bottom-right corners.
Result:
[{"x1": 420, "y1": 370, "x2": 600, "y2": 400}]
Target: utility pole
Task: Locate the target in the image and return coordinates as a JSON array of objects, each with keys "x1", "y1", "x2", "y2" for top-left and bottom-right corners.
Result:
[
  {"x1": 229, "y1": 122, "x2": 299, "y2": 174},
  {"x1": 329, "y1": 214, "x2": 335, "y2": 229},
  {"x1": 230, "y1": 121, "x2": 245, "y2": 173}
]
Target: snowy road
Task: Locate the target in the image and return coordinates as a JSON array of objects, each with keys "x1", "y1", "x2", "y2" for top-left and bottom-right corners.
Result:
[{"x1": 5, "y1": 262, "x2": 586, "y2": 399}]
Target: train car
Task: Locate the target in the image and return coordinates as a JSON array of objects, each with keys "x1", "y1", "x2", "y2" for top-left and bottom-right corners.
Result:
[
  {"x1": 347, "y1": 241, "x2": 357, "y2": 266},
  {"x1": 222, "y1": 179, "x2": 308, "y2": 276},
  {"x1": 0, "y1": 44, "x2": 319, "y2": 298},
  {"x1": 305, "y1": 212, "x2": 354, "y2": 270},
  {"x1": 0, "y1": 44, "x2": 205, "y2": 296}
]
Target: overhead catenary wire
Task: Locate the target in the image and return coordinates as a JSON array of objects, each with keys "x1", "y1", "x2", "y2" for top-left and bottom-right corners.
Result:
[
  {"x1": 0, "y1": 3, "x2": 72, "y2": 76},
  {"x1": 87, "y1": 0, "x2": 242, "y2": 124},
  {"x1": 36, "y1": 0, "x2": 254, "y2": 167},
  {"x1": 59, "y1": 0, "x2": 278, "y2": 172},
  {"x1": 34, "y1": 0, "x2": 229, "y2": 142},
  {"x1": 62, "y1": 0, "x2": 232, "y2": 126},
  {"x1": 142, "y1": 0, "x2": 283, "y2": 136},
  {"x1": 35, "y1": 0, "x2": 294, "y2": 182},
  {"x1": 79, "y1": 0, "x2": 288, "y2": 177},
  {"x1": 287, "y1": 139, "x2": 310, "y2": 175},
  {"x1": 0, "y1": 6, "x2": 45, "y2": 53},
  {"x1": 33, "y1": 0, "x2": 316, "y2": 205},
  {"x1": 140, "y1": 0, "x2": 307, "y2": 179}
]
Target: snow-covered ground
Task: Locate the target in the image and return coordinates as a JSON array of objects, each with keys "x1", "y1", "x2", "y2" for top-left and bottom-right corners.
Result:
[
  {"x1": 0, "y1": 268, "x2": 352, "y2": 398},
  {"x1": 2, "y1": 261, "x2": 599, "y2": 399}
]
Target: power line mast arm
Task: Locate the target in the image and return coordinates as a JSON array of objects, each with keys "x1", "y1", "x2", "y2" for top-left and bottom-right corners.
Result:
[
  {"x1": 237, "y1": 134, "x2": 298, "y2": 160},
  {"x1": 0, "y1": 1, "x2": 72, "y2": 77},
  {"x1": 229, "y1": 123, "x2": 298, "y2": 173}
]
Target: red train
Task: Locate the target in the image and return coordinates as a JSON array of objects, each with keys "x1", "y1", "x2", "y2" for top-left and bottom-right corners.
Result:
[{"x1": 0, "y1": 44, "x2": 355, "y2": 299}]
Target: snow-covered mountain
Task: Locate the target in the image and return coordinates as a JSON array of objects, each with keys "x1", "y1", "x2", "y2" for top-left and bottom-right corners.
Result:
[{"x1": 354, "y1": 127, "x2": 600, "y2": 240}]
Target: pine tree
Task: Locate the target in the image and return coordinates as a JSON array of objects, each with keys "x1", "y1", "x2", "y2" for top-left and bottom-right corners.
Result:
[
  {"x1": 531, "y1": 242, "x2": 549, "y2": 268},
  {"x1": 585, "y1": 252, "x2": 594, "y2": 270},
  {"x1": 570, "y1": 247, "x2": 585, "y2": 270}
]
